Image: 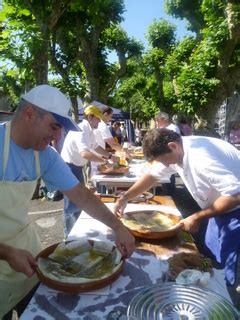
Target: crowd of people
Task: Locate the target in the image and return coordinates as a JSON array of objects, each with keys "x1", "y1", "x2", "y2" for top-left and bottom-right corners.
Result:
[{"x1": 0, "y1": 84, "x2": 240, "y2": 318}]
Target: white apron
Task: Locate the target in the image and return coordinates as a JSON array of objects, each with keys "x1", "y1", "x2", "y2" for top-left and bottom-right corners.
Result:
[{"x1": 0, "y1": 122, "x2": 42, "y2": 317}]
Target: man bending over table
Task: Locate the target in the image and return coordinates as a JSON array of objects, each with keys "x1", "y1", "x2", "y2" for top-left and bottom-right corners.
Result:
[{"x1": 114, "y1": 128, "x2": 240, "y2": 308}]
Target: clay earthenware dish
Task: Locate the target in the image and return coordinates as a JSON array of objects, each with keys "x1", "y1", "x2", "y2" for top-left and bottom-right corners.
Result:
[{"x1": 36, "y1": 240, "x2": 124, "y2": 293}]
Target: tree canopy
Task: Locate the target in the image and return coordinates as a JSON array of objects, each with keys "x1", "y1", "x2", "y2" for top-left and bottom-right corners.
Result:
[{"x1": 1, "y1": 0, "x2": 240, "y2": 127}]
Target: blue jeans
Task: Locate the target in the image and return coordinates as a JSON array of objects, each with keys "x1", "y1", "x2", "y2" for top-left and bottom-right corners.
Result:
[{"x1": 63, "y1": 163, "x2": 84, "y2": 237}]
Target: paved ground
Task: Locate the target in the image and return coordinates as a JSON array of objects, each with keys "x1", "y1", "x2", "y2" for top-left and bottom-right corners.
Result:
[
  {"x1": 29, "y1": 197, "x2": 64, "y2": 249},
  {"x1": 28, "y1": 176, "x2": 200, "y2": 250}
]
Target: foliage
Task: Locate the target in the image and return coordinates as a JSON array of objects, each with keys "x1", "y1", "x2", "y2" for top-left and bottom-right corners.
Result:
[
  {"x1": 1, "y1": 0, "x2": 240, "y2": 127},
  {"x1": 146, "y1": 19, "x2": 176, "y2": 50},
  {"x1": 164, "y1": 0, "x2": 204, "y2": 34},
  {"x1": 111, "y1": 18, "x2": 178, "y2": 119},
  {"x1": 164, "y1": 0, "x2": 240, "y2": 124},
  {"x1": 165, "y1": 36, "x2": 197, "y2": 75},
  {"x1": 0, "y1": 0, "x2": 142, "y2": 118}
]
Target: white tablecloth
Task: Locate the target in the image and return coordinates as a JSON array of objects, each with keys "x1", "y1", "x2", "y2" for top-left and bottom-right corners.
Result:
[
  {"x1": 21, "y1": 203, "x2": 232, "y2": 319},
  {"x1": 91, "y1": 159, "x2": 170, "y2": 190}
]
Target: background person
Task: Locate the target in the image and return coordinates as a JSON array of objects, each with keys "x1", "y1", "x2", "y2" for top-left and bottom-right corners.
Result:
[
  {"x1": 109, "y1": 121, "x2": 123, "y2": 145},
  {"x1": 154, "y1": 111, "x2": 181, "y2": 194},
  {"x1": 94, "y1": 106, "x2": 131, "y2": 158},
  {"x1": 0, "y1": 85, "x2": 135, "y2": 319},
  {"x1": 229, "y1": 123, "x2": 240, "y2": 145},
  {"x1": 121, "y1": 123, "x2": 127, "y2": 142},
  {"x1": 61, "y1": 105, "x2": 117, "y2": 236},
  {"x1": 155, "y1": 111, "x2": 181, "y2": 134},
  {"x1": 134, "y1": 125, "x2": 142, "y2": 146},
  {"x1": 179, "y1": 117, "x2": 192, "y2": 136},
  {"x1": 114, "y1": 128, "x2": 240, "y2": 308}
]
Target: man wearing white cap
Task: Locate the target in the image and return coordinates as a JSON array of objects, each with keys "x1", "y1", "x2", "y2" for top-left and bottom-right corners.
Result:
[
  {"x1": 0, "y1": 85, "x2": 135, "y2": 319},
  {"x1": 61, "y1": 104, "x2": 117, "y2": 236}
]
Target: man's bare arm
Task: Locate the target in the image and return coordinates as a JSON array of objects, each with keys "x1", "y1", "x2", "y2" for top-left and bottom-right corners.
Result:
[
  {"x1": 113, "y1": 173, "x2": 158, "y2": 215},
  {"x1": 180, "y1": 193, "x2": 240, "y2": 233},
  {"x1": 62, "y1": 184, "x2": 135, "y2": 257},
  {"x1": 80, "y1": 150, "x2": 105, "y2": 163}
]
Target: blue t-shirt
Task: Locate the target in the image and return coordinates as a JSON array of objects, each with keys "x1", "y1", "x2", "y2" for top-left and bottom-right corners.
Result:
[{"x1": 0, "y1": 123, "x2": 79, "y2": 191}]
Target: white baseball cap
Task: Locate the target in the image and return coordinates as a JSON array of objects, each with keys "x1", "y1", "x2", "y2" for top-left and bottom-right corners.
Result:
[{"x1": 22, "y1": 84, "x2": 79, "y2": 131}]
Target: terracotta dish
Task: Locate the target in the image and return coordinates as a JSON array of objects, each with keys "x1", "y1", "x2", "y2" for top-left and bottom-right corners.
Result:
[
  {"x1": 98, "y1": 165, "x2": 129, "y2": 175},
  {"x1": 36, "y1": 239, "x2": 124, "y2": 293},
  {"x1": 121, "y1": 210, "x2": 181, "y2": 239}
]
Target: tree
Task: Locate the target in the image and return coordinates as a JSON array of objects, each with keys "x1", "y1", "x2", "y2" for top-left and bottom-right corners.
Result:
[
  {"x1": 165, "y1": 0, "x2": 240, "y2": 128},
  {"x1": 164, "y1": 0, "x2": 205, "y2": 36},
  {"x1": 1, "y1": 0, "x2": 142, "y2": 120},
  {"x1": 111, "y1": 19, "x2": 177, "y2": 120},
  {"x1": 110, "y1": 57, "x2": 158, "y2": 121},
  {"x1": 0, "y1": 0, "x2": 71, "y2": 106},
  {"x1": 145, "y1": 19, "x2": 176, "y2": 113}
]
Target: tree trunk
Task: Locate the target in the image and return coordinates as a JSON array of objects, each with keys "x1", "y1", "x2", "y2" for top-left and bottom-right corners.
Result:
[
  {"x1": 32, "y1": 38, "x2": 49, "y2": 85},
  {"x1": 70, "y1": 96, "x2": 79, "y2": 122},
  {"x1": 198, "y1": 2, "x2": 240, "y2": 126},
  {"x1": 154, "y1": 69, "x2": 165, "y2": 110}
]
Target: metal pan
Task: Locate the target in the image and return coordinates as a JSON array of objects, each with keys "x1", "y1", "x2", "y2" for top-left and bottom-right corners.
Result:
[{"x1": 127, "y1": 282, "x2": 239, "y2": 319}]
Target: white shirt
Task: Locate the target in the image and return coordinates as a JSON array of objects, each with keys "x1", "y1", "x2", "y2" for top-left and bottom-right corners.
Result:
[
  {"x1": 150, "y1": 136, "x2": 240, "y2": 209},
  {"x1": 61, "y1": 120, "x2": 98, "y2": 166},
  {"x1": 94, "y1": 120, "x2": 112, "y2": 148},
  {"x1": 166, "y1": 123, "x2": 181, "y2": 135}
]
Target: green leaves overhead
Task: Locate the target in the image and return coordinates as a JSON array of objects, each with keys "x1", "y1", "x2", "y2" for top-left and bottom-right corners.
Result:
[
  {"x1": 1, "y1": 0, "x2": 240, "y2": 125},
  {"x1": 146, "y1": 19, "x2": 176, "y2": 51}
]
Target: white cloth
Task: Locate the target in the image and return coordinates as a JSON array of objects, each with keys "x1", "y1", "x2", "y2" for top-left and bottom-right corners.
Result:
[
  {"x1": 0, "y1": 122, "x2": 41, "y2": 317},
  {"x1": 94, "y1": 120, "x2": 112, "y2": 148},
  {"x1": 61, "y1": 119, "x2": 98, "y2": 166},
  {"x1": 167, "y1": 123, "x2": 181, "y2": 135},
  {"x1": 150, "y1": 136, "x2": 240, "y2": 209}
]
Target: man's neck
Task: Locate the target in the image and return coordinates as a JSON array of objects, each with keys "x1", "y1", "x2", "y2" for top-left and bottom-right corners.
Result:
[{"x1": 10, "y1": 118, "x2": 31, "y2": 149}]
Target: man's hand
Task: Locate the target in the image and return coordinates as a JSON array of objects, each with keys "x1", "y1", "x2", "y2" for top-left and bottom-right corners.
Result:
[
  {"x1": 124, "y1": 150, "x2": 132, "y2": 160},
  {"x1": 6, "y1": 247, "x2": 37, "y2": 277},
  {"x1": 113, "y1": 195, "x2": 128, "y2": 217},
  {"x1": 110, "y1": 154, "x2": 120, "y2": 163},
  {"x1": 104, "y1": 160, "x2": 114, "y2": 168},
  {"x1": 178, "y1": 214, "x2": 201, "y2": 233},
  {"x1": 114, "y1": 225, "x2": 135, "y2": 258}
]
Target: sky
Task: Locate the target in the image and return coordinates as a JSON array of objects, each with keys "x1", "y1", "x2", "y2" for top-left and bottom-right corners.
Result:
[
  {"x1": 108, "y1": 0, "x2": 193, "y2": 62},
  {"x1": 122, "y1": 0, "x2": 192, "y2": 42}
]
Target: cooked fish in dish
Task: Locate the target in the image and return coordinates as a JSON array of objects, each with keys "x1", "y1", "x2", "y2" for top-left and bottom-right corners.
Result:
[
  {"x1": 121, "y1": 211, "x2": 176, "y2": 232},
  {"x1": 37, "y1": 239, "x2": 122, "y2": 284}
]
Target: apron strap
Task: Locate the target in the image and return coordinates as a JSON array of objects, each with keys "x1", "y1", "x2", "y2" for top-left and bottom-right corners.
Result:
[
  {"x1": 34, "y1": 151, "x2": 40, "y2": 178},
  {"x1": 3, "y1": 122, "x2": 11, "y2": 179},
  {"x1": 3, "y1": 122, "x2": 41, "y2": 179}
]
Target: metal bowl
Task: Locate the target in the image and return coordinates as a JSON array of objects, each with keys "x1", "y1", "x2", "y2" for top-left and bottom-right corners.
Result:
[{"x1": 127, "y1": 282, "x2": 239, "y2": 319}]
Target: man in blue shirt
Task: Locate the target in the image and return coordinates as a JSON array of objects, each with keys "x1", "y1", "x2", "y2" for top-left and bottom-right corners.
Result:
[{"x1": 0, "y1": 84, "x2": 135, "y2": 319}]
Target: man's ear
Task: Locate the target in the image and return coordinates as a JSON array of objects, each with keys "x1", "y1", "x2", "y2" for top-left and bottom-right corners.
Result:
[
  {"x1": 168, "y1": 141, "x2": 178, "y2": 151},
  {"x1": 87, "y1": 114, "x2": 93, "y2": 121},
  {"x1": 23, "y1": 105, "x2": 36, "y2": 121}
]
